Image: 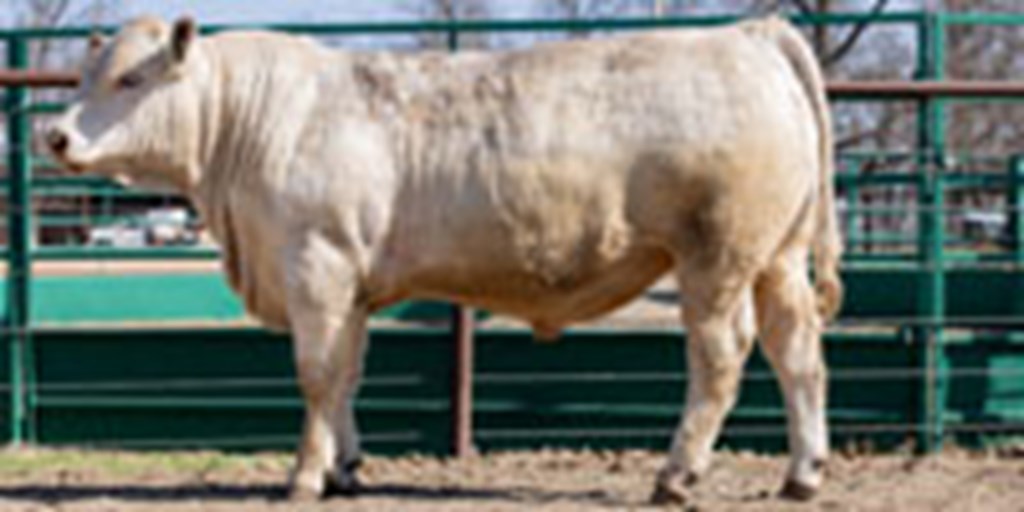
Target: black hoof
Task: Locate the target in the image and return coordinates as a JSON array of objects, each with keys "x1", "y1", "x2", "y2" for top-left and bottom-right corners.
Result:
[
  {"x1": 650, "y1": 481, "x2": 689, "y2": 506},
  {"x1": 323, "y1": 474, "x2": 362, "y2": 498},
  {"x1": 342, "y1": 457, "x2": 364, "y2": 474},
  {"x1": 779, "y1": 479, "x2": 818, "y2": 501},
  {"x1": 323, "y1": 458, "x2": 364, "y2": 498}
]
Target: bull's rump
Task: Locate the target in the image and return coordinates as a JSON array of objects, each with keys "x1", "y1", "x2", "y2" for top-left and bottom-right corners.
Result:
[{"x1": 381, "y1": 21, "x2": 820, "y2": 324}]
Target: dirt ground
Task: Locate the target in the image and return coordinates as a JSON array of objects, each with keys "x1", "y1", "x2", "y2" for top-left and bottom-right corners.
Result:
[{"x1": 0, "y1": 448, "x2": 1021, "y2": 511}]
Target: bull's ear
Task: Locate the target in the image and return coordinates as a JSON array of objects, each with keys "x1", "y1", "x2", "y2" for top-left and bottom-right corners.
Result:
[{"x1": 170, "y1": 16, "x2": 197, "y2": 63}]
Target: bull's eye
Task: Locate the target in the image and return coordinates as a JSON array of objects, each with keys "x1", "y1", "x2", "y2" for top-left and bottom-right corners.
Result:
[{"x1": 117, "y1": 72, "x2": 144, "y2": 90}]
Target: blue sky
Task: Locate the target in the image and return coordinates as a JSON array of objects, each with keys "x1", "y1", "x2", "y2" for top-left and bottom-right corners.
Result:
[
  {"x1": 0, "y1": 1, "x2": 546, "y2": 28},
  {"x1": 125, "y1": 1, "x2": 540, "y2": 25},
  {"x1": 0, "y1": 1, "x2": 926, "y2": 28},
  {"x1": 122, "y1": 1, "x2": 416, "y2": 24}
]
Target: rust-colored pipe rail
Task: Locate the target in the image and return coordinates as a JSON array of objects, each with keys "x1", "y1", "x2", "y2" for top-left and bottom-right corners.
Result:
[
  {"x1": 2, "y1": 71, "x2": 1024, "y2": 99},
  {"x1": 827, "y1": 80, "x2": 1024, "y2": 99},
  {"x1": 0, "y1": 70, "x2": 78, "y2": 88},
  {"x1": 450, "y1": 305, "x2": 475, "y2": 458}
]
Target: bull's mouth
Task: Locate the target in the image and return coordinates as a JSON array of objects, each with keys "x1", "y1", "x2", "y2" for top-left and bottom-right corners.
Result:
[
  {"x1": 65, "y1": 161, "x2": 89, "y2": 174},
  {"x1": 51, "y1": 154, "x2": 92, "y2": 175}
]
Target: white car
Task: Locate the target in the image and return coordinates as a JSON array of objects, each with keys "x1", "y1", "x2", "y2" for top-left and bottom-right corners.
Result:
[{"x1": 87, "y1": 221, "x2": 147, "y2": 247}]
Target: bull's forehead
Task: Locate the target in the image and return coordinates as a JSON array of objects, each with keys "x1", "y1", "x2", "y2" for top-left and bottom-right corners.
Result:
[{"x1": 86, "y1": 17, "x2": 170, "y2": 87}]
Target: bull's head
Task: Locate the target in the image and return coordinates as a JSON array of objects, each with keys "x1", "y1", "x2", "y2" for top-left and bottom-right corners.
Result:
[{"x1": 47, "y1": 16, "x2": 202, "y2": 192}]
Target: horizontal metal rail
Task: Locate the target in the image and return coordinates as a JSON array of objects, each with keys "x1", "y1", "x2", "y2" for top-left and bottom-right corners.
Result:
[
  {"x1": 0, "y1": 12, "x2": 935, "y2": 40},
  {"x1": 4, "y1": 69, "x2": 1023, "y2": 101},
  {"x1": 828, "y1": 80, "x2": 1024, "y2": 99},
  {"x1": 0, "y1": 69, "x2": 76, "y2": 88}
]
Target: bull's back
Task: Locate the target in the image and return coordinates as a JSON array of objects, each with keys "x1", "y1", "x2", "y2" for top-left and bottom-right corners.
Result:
[{"x1": 378, "y1": 21, "x2": 818, "y2": 322}]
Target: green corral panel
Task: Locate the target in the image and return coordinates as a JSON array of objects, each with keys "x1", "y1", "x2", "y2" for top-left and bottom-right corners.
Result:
[
  {"x1": 5, "y1": 268, "x2": 1023, "y2": 326},
  {"x1": 839, "y1": 267, "x2": 1024, "y2": 321},
  {"x1": 11, "y1": 325, "x2": 1024, "y2": 454},
  {"x1": 4, "y1": 269, "x2": 1023, "y2": 453},
  {"x1": 31, "y1": 274, "x2": 245, "y2": 324},
  {"x1": 5, "y1": 275, "x2": 458, "y2": 325},
  {"x1": 473, "y1": 330, "x2": 918, "y2": 453},
  {"x1": 947, "y1": 270, "x2": 1024, "y2": 320},
  {"x1": 0, "y1": 330, "x2": 8, "y2": 441},
  {"x1": 945, "y1": 337, "x2": 1024, "y2": 445},
  {"x1": 474, "y1": 330, "x2": 686, "y2": 452},
  {"x1": 841, "y1": 267, "x2": 921, "y2": 319},
  {"x1": 33, "y1": 328, "x2": 453, "y2": 455}
]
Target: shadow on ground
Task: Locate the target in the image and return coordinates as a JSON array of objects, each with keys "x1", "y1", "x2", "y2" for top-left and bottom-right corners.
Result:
[{"x1": 0, "y1": 482, "x2": 630, "y2": 507}]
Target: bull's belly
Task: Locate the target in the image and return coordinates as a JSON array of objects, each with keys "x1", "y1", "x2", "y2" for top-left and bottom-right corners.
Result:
[{"x1": 403, "y1": 245, "x2": 675, "y2": 334}]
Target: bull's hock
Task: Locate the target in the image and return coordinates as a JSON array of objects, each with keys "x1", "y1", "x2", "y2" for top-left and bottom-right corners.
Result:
[{"x1": 46, "y1": 16, "x2": 841, "y2": 501}]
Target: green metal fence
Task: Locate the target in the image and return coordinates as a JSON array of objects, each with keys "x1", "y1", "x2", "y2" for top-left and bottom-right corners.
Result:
[{"x1": 2, "y1": 12, "x2": 1024, "y2": 455}]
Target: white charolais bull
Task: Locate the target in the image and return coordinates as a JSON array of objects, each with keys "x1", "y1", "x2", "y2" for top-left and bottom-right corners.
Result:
[{"x1": 48, "y1": 16, "x2": 843, "y2": 503}]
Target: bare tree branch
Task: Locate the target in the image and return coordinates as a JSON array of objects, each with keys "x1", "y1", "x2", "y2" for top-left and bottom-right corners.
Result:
[
  {"x1": 786, "y1": 0, "x2": 814, "y2": 14},
  {"x1": 411, "y1": 0, "x2": 491, "y2": 50},
  {"x1": 823, "y1": 0, "x2": 891, "y2": 68},
  {"x1": 547, "y1": 0, "x2": 633, "y2": 39}
]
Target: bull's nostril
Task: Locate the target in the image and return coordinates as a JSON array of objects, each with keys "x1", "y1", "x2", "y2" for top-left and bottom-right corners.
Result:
[{"x1": 46, "y1": 128, "x2": 69, "y2": 155}]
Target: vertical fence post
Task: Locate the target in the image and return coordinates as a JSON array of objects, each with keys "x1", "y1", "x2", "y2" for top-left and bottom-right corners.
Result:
[
  {"x1": 914, "y1": 12, "x2": 948, "y2": 453},
  {"x1": 445, "y1": 24, "x2": 475, "y2": 458},
  {"x1": 843, "y1": 157, "x2": 861, "y2": 252},
  {"x1": 450, "y1": 305, "x2": 474, "y2": 457},
  {"x1": 1010, "y1": 155, "x2": 1024, "y2": 263},
  {"x1": 4, "y1": 36, "x2": 33, "y2": 446}
]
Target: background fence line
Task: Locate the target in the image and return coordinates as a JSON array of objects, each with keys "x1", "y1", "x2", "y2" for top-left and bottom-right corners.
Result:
[{"x1": 1, "y1": 12, "x2": 1023, "y2": 455}]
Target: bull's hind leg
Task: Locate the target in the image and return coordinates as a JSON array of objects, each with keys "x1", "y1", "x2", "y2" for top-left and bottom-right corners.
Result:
[
  {"x1": 285, "y1": 241, "x2": 369, "y2": 500},
  {"x1": 754, "y1": 249, "x2": 828, "y2": 500},
  {"x1": 652, "y1": 273, "x2": 756, "y2": 504}
]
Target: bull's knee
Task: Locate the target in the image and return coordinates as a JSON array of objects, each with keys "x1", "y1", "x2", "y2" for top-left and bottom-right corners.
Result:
[{"x1": 705, "y1": 357, "x2": 745, "y2": 399}]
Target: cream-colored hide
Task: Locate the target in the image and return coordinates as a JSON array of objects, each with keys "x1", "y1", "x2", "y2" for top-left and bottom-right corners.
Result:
[{"x1": 48, "y1": 15, "x2": 842, "y2": 504}]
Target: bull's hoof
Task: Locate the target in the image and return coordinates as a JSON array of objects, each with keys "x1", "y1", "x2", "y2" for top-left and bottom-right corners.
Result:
[
  {"x1": 324, "y1": 472, "x2": 362, "y2": 497},
  {"x1": 779, "y1": 479, "x2": 818, "y2": 501},
  {"x1": 650, "y1": 480, "x2": 689, "y2": 506},
  {"x1": 288, "y1": 485, "x2": 322, "y2": 502},
  {"x1": 324, "y1": 457, "x2": 363, "y2": 498}
]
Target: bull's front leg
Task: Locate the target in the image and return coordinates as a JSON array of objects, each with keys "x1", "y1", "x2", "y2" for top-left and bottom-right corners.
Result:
[
  {"x1": 326, "y1": 319, "x2": 368, "y2": 496},
  {"x1": 284, "y1": 239, "x2": 369, "y2": 501}
]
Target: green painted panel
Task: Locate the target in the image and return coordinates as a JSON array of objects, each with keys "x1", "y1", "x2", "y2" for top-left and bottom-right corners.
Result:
[
  {"x1": 839, "y1": 267, "x2": 1024, "y2": 321},
  {"x1": 33, "y1": 328, "x2": 453, "y2": 455},
  {"x1": 841, "y1": 267, "x2": 920, "y2": 319},
  {"x1": 31, "y1": 274, "x2": 244, "y2": 324},
  {"x1": 12, "y1": 275, "x2": 465, "y2": 325},
  {"x1": 947, "y1": 271, "x2": 1024, "y2": 319},
  {"x1": 10, "y1": 326, "x2": 1024, "y2": 453},
  {"x1": 0, "y1": 329, "x2": 9, "y2": 442},
  {"x1": 0, "y1": 268, "x2": 1019, "y2": 325},
  {"x1": 945, "y1": 339, "x2": 1024, "y2": 446},
  {"x1": 473, "y1": 330, "x2": 919, "y2": 453}
]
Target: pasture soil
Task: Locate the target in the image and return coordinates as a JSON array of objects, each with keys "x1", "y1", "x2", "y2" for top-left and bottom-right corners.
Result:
[{"x1": 0, "y1": 448, "x2": 1021, "y2": 511}]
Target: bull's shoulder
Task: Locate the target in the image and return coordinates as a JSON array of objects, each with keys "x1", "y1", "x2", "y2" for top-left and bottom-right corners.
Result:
[{"x1": 204, "y1": 29, "x2": 331, "y2": 63}]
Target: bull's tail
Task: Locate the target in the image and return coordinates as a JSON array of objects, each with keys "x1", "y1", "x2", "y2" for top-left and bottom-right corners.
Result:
[{"x1": 748, "y1": 18, "x2": 844, "y2": 320}]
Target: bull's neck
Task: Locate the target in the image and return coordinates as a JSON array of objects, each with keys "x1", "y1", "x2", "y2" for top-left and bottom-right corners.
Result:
[{"x1": 194, "y1": 39, "x2": 319, "y2": 204}]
